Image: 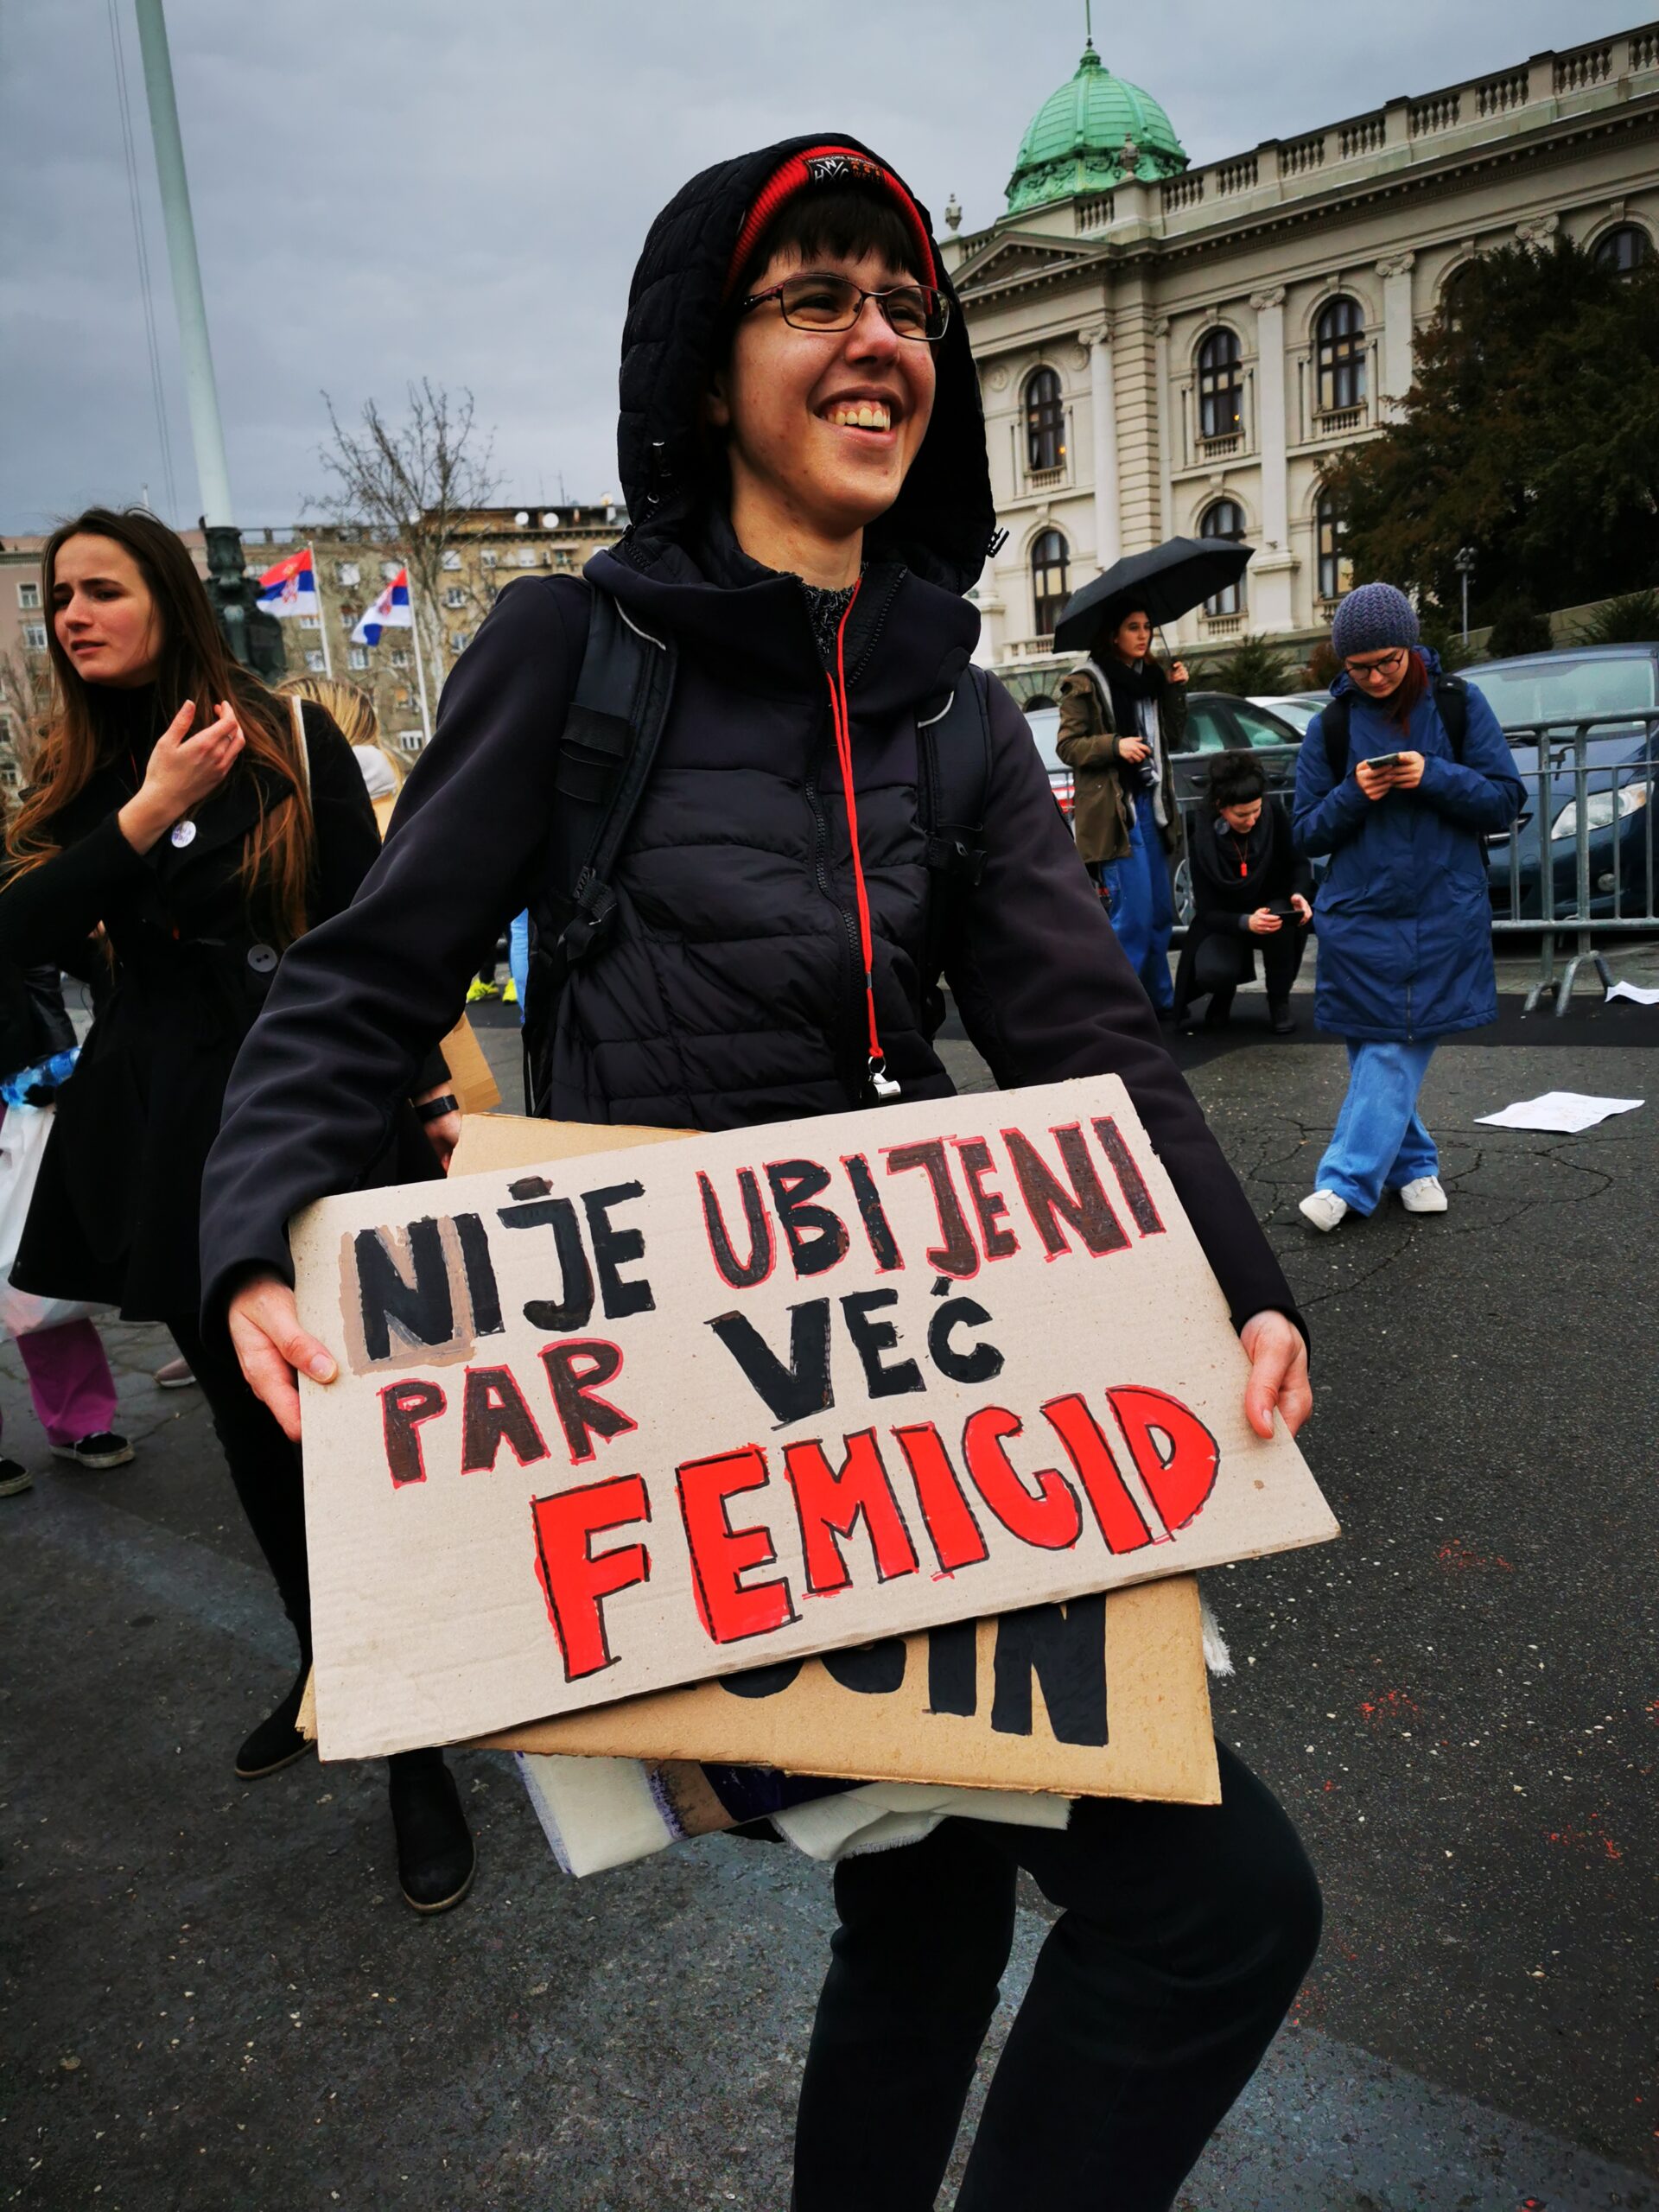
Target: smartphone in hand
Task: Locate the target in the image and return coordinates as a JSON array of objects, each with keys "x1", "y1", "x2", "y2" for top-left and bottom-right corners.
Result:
[{"x1": 1360, "y1": 752, "x2": 1402, "y2": 772}]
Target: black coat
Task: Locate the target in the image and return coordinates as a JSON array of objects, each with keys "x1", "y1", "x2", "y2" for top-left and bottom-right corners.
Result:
[
  {"x1": 1186, "y1": 800, "x2": 1312, "y2": 940},
  {"x1": 200, "y1": 132, "x2": 1303, "y2": 1347},
  {"x1": 0, "y1": 692, "x2": 421, "y2": 1319}
]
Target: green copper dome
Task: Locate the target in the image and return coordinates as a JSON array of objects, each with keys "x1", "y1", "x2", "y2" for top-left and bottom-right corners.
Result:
[{"x1": 1006, "y1": 41, "x2": 1187, "y2": 213}]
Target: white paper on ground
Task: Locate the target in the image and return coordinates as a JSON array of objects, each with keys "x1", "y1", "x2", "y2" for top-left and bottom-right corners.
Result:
[
  {"x1": 1605, "y1": 980, "x2": 1659, "y2": 1007},
  {"x1": 1474, "y1": 1091, "x2": 1645, "y2": 1134}
]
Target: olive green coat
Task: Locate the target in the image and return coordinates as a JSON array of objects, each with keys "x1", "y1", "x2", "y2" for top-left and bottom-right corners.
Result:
[{"x1": 1056, "y1": 665, "x2": 1188, "y2": 867}]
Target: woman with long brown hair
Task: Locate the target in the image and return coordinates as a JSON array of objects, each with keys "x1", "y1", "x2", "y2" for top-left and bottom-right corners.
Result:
[{"x1": 0, "y1": 507, "x2": 474, "y2": 1911}]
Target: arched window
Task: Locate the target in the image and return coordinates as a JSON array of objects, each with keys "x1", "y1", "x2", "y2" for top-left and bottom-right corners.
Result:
[
  {"x1": 1025, "y1": 367, "x2": 1065, "y2": 474},
  {"x1": 1031, "y1": 530, "x2": 1070, "y2": 638},
  {"x1": 1196, "y1": 327, "x2": 1243, "y2": 441},
  {"x1": 1315, "y1": 491, "x2": 1351, "y2": 603},
  {"x1": 1440, "y1": 261, "x2": 1475, "y2": 329},
  {"x1": 1594, "y1": 224, "x2": 1652, "y2": 276},
  {"x1": 1314, "y1": 296, "x2": 1367, "y2": 415},
  {"x1": 1199, "y1": 499, "x2": 1246, "y2": 615}
]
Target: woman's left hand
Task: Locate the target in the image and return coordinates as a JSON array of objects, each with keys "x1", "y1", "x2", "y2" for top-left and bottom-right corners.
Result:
[
  {"x1": 1238, "y1": 1309, "x2": 1312, "y2": 1440},
  {"x1": 1389, "y1": 751, "x2": 1426, "y2": 790},
  {"x1": 412, "y1": 1085, "x2": 461, "y2": 1170},
  {"x1": 1168, "y1": 660, "x2": 1189, "y2": 685},
  {"x1": 1291, "y1": 893, "x2": 1313, "y2": 925}
]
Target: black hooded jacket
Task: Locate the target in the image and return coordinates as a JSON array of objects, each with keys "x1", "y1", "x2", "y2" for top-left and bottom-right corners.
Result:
[{"x1": 200, "y1": 133, "x2": 1301, "y2": 1341}]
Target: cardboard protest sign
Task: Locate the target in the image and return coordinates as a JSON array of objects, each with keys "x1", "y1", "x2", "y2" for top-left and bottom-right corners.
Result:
[
  {"x1": 293, "y1": 1075, "x2": 1338, "y2": 1761},
  {"x1": 480, "y1": 1580, "x2": 1220, "y2": 1802}
]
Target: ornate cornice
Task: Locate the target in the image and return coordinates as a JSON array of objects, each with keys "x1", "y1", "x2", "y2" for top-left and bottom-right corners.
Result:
[
  {"x1": 1375, "y1": 250, "x2": 1417, "y2": 278},
  {"x1": 1250, "y1": 285, "x2": 1287, "y2": 312}
]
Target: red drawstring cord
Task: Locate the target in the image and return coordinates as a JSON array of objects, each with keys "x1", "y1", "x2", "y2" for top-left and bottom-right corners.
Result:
[{"x1": 825, "y1": 582, "x2": 896, "y2": 1097}]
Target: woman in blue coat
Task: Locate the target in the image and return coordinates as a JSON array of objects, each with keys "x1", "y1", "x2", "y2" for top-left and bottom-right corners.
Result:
[{"x1": 1293, "y1": 582, "x2": 1523, "y2": 1231}]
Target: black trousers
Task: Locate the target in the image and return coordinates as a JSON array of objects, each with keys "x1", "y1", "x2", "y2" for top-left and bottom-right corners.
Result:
[
  {"x1": 166, "y1": 1310, "x2": 312, "y2": 1659},
  {"x1": 793, "y1": 1741, "x2": 1319, "y2": 2212},
  {"x1": 1173, "y1": 923, "x2": 1305, "y2": 1021}
]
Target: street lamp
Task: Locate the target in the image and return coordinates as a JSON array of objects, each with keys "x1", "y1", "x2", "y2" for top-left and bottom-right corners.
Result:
[{"x1": 1454, "y1": 545, "x2": 1477, "y2": 643}]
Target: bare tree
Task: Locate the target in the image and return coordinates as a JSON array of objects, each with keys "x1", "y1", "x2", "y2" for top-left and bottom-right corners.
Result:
[
  {"x1": 313, "y1": 378, "x2": 499, "y2": 715},
  {"x1": 0, "y1": 644, "x2": 54, "y2": 784}
]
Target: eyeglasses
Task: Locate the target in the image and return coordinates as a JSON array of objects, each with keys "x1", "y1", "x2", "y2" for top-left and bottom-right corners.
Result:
[
  {"x1": 1343, "y1": 646, "x2": 1410, "y2": 683},
  {"x1": 740, "y1": 272, "x2": 950, "y2": 343}
]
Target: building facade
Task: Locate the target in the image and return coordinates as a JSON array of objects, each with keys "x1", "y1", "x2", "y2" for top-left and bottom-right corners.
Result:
[
  {"x1": 942, "y1": 22, "x2": 1659, "y2": 703},
  {"x1": 0, "y1": 503, "x2": 626, "y2": 788}
]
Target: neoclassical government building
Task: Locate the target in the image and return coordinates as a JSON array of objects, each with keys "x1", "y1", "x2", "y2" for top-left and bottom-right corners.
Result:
[{"x1": 939, "y1": 20, "x2": 1659, "y2": 699}]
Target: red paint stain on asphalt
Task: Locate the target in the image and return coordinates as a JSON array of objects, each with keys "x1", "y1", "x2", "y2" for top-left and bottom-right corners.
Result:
[
  {"x1": 1436, "y1": 1539, "x2": 1514, "y2": 1572},
  {"x1": 1543, "y1": 1812, "x2": 1623, "y2": 1862},
  {"x1": 1359, "y1": 1688, "x2": 1421, "y2": 1725}
]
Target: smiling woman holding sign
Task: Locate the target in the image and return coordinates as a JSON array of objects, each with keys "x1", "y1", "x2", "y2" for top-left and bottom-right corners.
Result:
[{"x1": 203, "y1": 140, "x2": 1319, "y2": 2212}]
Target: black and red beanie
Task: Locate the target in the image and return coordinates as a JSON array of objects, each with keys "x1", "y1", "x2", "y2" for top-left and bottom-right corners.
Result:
[{"x1": 721, "y1": 143, "x2": 940, "y2": 300}]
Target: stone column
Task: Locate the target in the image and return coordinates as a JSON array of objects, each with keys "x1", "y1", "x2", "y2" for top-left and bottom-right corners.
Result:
[
  {"x1": 1081, "y1": 321, "x2": 1121, "y2": 573},
  {"x1": 1249, "y1": 285, "x2": 1296, "y2": 632},
  {"x1": 1376, "y1": 251, "x2": 1417, "y2": 421},
  {"x1": 1153, "y1": 318, "x2": 1174, "y2": 539}
]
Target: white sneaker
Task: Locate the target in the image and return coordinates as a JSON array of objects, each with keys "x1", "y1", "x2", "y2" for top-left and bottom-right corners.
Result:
[
  {"x1": 1399, "y1": 1175, "x2": 1447, "y2": 1214},
  {"x1": 1299, "y1": 1190, "x2": 1349, "y2": 1233}
]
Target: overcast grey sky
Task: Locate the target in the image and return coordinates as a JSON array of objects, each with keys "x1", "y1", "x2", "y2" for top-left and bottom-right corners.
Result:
[{"x1": 0, "y1": 0, "x2": 1637, "y2": 535}]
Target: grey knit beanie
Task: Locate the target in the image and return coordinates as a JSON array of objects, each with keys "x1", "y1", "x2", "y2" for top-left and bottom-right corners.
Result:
[{"x1": 1331, "y1": 582, "x2": 1420, "y2": 660}]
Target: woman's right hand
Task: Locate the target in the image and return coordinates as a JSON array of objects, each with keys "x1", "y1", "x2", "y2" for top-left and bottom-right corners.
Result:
[
  {"x1": 1248, "y1": 906, "x2": 1282, "y2": 935},
  {"x1": 1354, "y1": 759, "x2": 1393, "y2": 804},
  {"x1": 1117, "y1": 737, "x2": 1152, "y2": 766},
  {"x1": 117, "y1": 698, "x2": 245, "y2": 855},
  {"x1": 226, "y1": 1268, "x2": 338, "y2": 1443}
]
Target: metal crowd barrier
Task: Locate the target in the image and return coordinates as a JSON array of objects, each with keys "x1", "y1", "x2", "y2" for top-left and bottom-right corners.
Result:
[{"x1": 1166, "y1": 711, "x2": 1659, "y2": 1014}]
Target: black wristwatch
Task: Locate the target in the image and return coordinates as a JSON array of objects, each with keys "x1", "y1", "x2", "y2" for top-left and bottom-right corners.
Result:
[{"x1": 414, "y1": 1093, "x2": 460, "y2": 1125}]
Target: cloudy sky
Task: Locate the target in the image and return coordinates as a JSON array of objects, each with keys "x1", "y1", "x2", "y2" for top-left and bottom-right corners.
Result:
[{"x1": 0, "y1": 0, "x2": 1635, "y2": 535}]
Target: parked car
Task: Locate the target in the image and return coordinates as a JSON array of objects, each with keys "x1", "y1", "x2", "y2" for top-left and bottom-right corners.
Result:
[
  {"x1": 1250, "y1": 692, "x2": 1325, "y2": 736},
  {"x1": 1465, "y1": 645, "x2": 1658, "y2": 921}
]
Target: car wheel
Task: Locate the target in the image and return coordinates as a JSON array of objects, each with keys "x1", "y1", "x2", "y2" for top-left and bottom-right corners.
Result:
[{"x1": 1173, "y1": 856, "x2": 1194, "y2": 929}]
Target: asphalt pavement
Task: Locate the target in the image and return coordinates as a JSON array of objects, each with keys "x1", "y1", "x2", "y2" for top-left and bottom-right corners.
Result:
[{"x1": 3, "y1": 968, "x2": 1656, "y2": 2211}]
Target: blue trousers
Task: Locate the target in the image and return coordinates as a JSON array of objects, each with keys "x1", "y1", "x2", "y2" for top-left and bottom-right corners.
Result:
[
  {"x1": 1316, "y1": 1040, "x2": 1439, "y2": 1214},
  {"x1": 1095, "y1": 810, "x2": 1174, "y2": 1011},
  {"x1": 508, "y1": 909, "x2": 531, "y2": 1023}
]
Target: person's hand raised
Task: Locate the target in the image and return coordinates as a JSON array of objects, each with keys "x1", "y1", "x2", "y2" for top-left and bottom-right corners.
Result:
[{"x1": 118, "y1": 698, "x2": 245, "y2": 855}]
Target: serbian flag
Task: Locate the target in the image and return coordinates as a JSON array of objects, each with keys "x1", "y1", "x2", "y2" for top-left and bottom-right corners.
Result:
[
  {"x1": 256, "y1": 546, "x2": 321, "y2": 618},
  {"x1": 353, "y1": 569, "x2": 411, "y2": 646}
]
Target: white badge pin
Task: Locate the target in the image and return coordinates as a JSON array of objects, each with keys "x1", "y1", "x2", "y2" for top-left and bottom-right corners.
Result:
[{"x1": 170, "y1": 819, "x2": 197, "y2": 849}]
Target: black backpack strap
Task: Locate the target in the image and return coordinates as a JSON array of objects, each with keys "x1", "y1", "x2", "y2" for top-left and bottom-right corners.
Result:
[
  {"x1": 523, "y1": 587, "x2": 678, "y2": 1109},
  {"x1": 916, "y1": 665, "x2": 992, "y2": 988},
  {"x1": 1433, "y1": 675, "x2": 1468, "y2": 763},
  {"x1": 1321, "y1": 693, "x2": 1351, "y2": 786}
]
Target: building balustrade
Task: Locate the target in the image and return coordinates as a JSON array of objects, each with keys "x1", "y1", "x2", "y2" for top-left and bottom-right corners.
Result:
[
  {"x1": 1477, "y1": 68, "x2": 1530, "y2": 117},
  {"x1": 1556, "y1": 43, "x2": 1612, "y2": 93},
  {"x1": 1282, "y1": 134, "x2": 1326, "y2": 177},
  {"x1": 1411, "y1": 92, "x2": 1461, "y2": 137}
]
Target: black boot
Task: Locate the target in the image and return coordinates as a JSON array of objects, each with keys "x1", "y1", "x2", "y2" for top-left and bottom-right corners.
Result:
[
  {"x1": 1201, "y1": 986, "x2": 1236, "y2": 1032},
  {"x1": 1268, "y1": 998, "x2": 1297, "y2": 1034},
  {"x1": 235, "y1": 1666, "x2": 315, "y2": 1779},
  {"x1": 389, "y1": 1750, "x2": 475, "y2": 1915}
]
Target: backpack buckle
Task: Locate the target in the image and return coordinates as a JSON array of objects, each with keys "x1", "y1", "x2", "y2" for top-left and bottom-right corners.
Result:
[{"x1": 556, "y1": 870, "x2": 617, "y2": 965}]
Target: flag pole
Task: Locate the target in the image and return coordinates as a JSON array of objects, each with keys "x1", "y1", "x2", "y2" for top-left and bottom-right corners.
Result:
[
  {"x1": 409, "y1": 574, "x2": 433, "y2": 745},
  {"x1": 315, "y1": 547, "x2": 334, "y2": 677}
]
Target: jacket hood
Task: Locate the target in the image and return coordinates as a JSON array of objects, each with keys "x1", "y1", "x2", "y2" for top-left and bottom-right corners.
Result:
[
  {"x1": 1328, "y1": 644, "x2": 1445, "y2": 700},
  {"x1": 607, "y1": 131, "x2": 995, "y2": 598}
]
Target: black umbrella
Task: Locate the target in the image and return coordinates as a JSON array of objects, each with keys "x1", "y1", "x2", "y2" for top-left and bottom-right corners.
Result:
[{"x1": 1052, "y1": 536, "x2": 1255, "y2": 652}]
